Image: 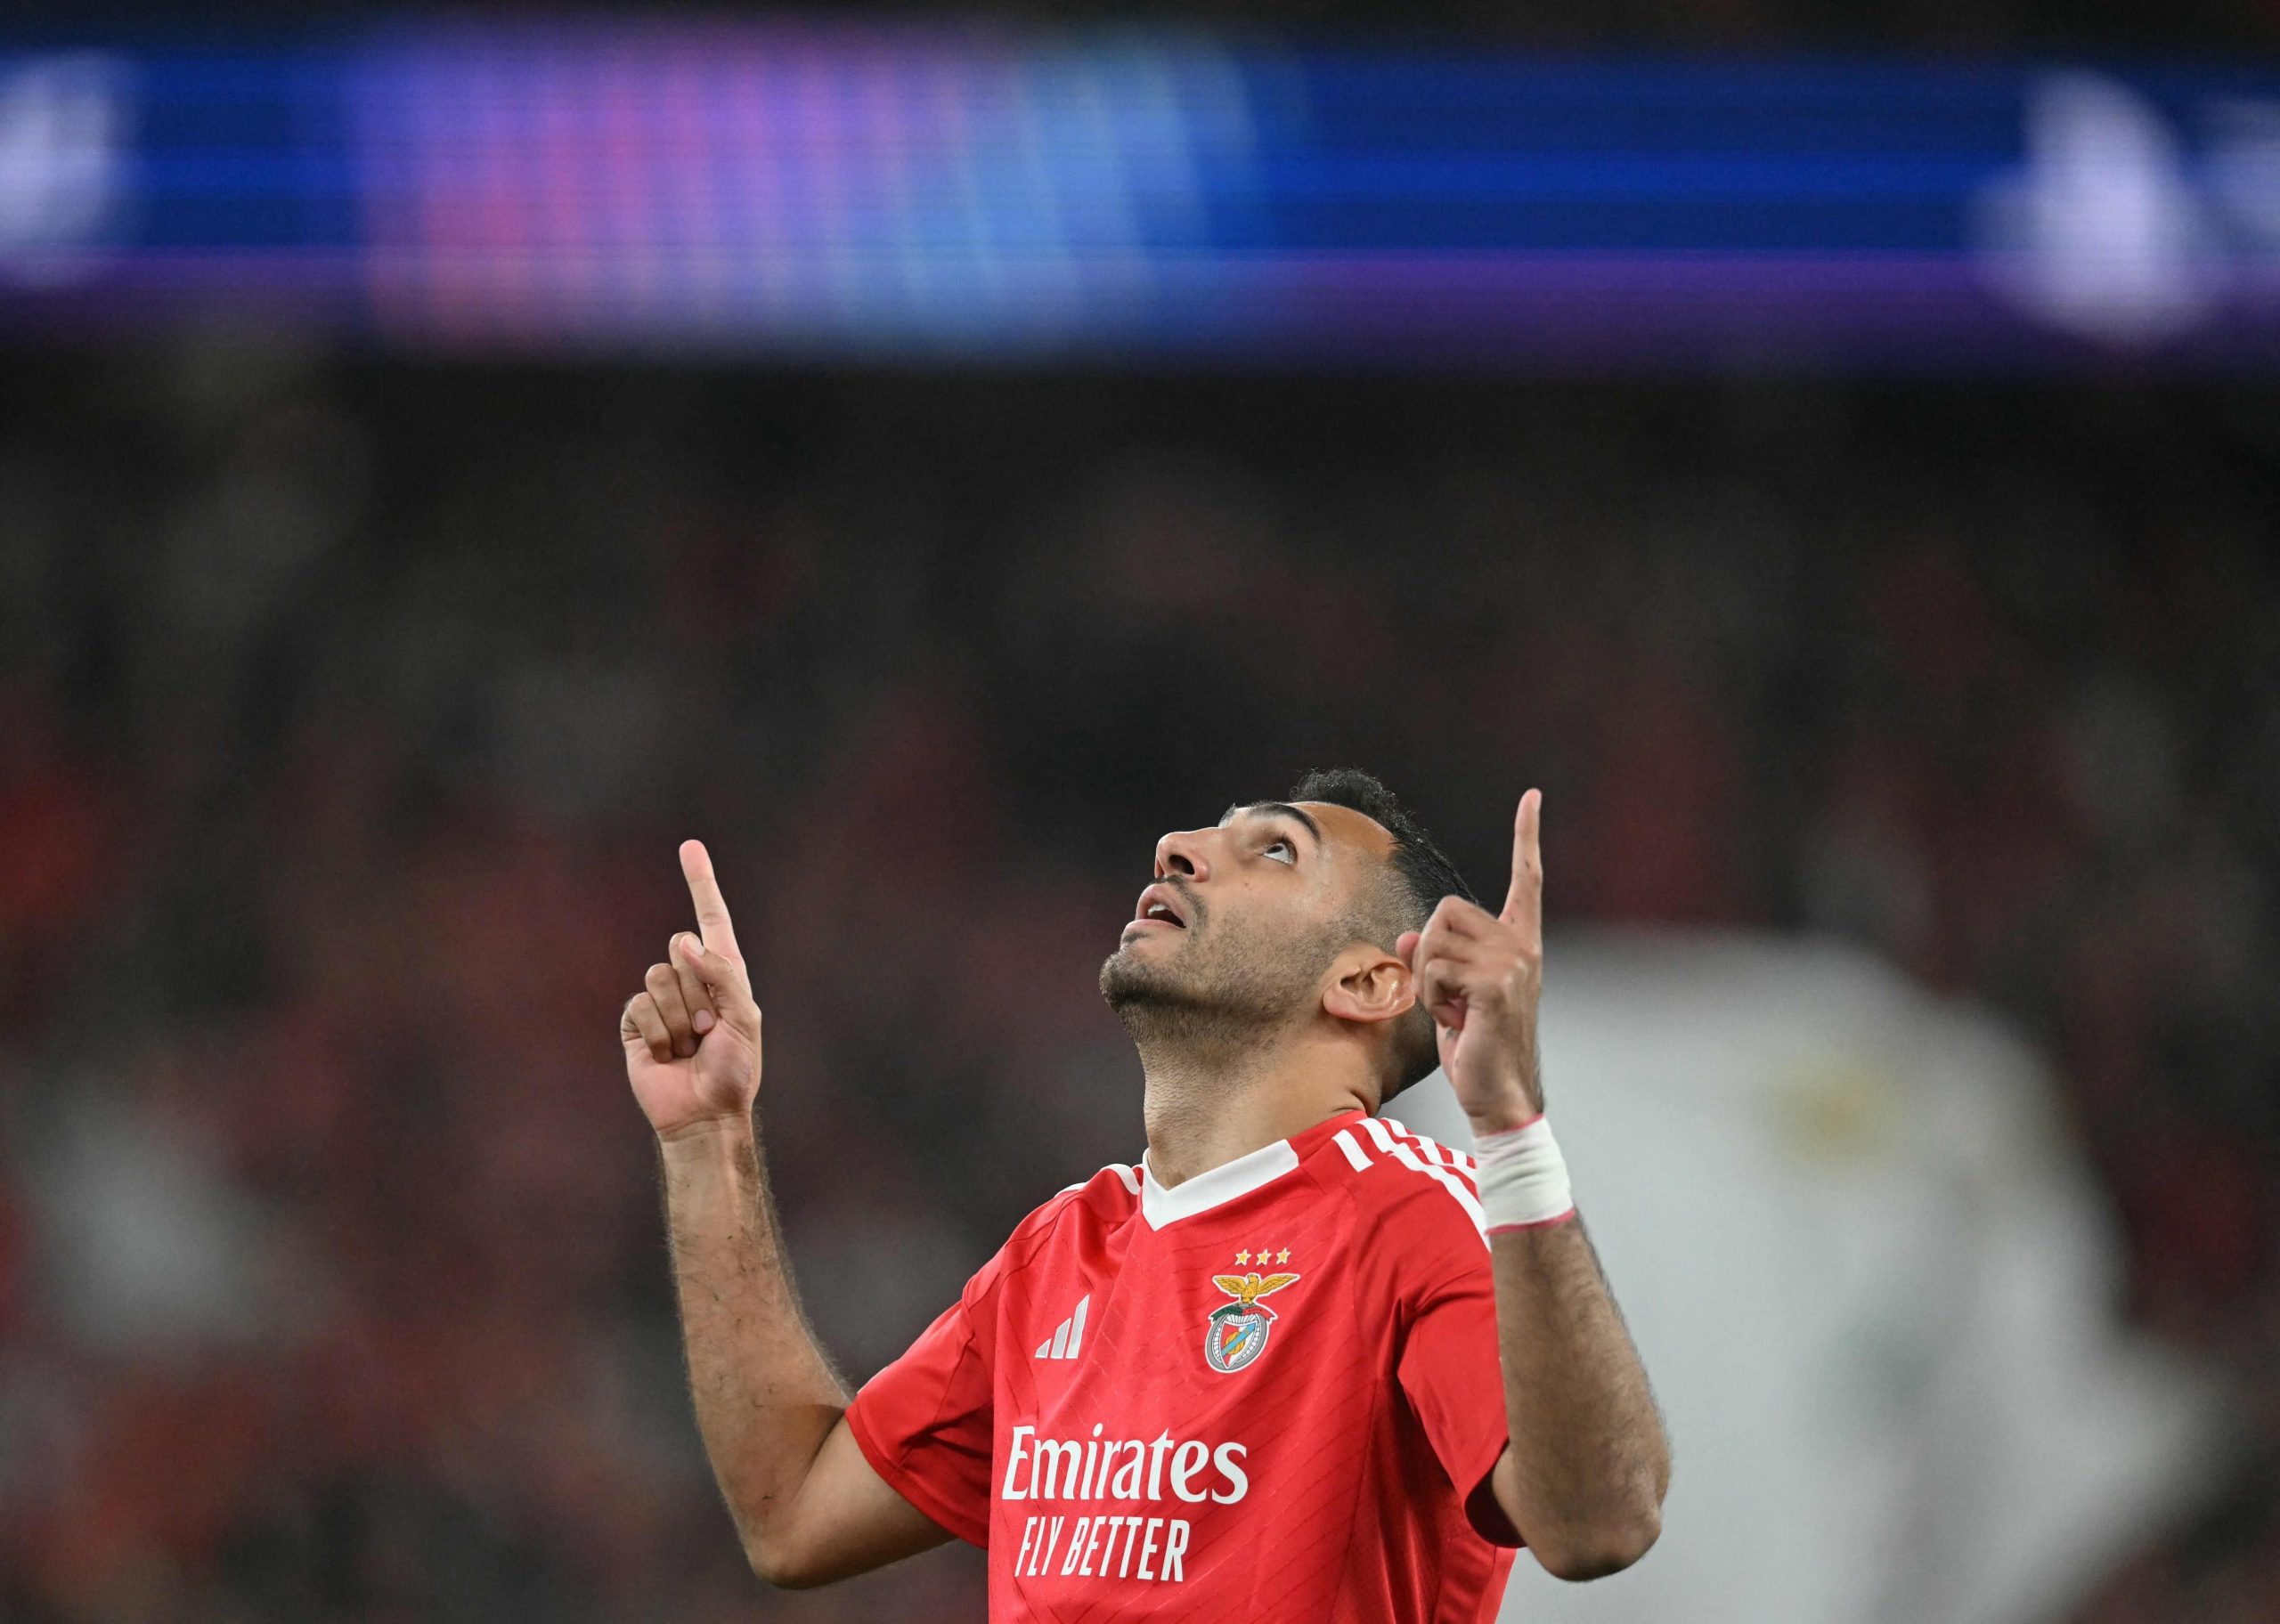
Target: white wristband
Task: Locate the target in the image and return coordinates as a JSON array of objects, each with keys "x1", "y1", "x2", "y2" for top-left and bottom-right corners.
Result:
[{"x1": 1472, "y1": 1116, "x2": 1575, "y2": 1232}]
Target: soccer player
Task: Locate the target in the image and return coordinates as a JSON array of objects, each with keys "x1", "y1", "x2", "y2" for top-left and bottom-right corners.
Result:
[{"x1": 621, "y1": 769, "x2": 1669, "y2": 1619}]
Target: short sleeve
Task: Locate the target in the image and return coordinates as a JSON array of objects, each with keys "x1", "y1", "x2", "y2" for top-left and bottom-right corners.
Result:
[
  {"x1": 845, "y1": 1288, "x2": 996, "y2": 1547},
  {"x1": 1396, "y1": 1236, "x2": 1524, "y2": 1548}
]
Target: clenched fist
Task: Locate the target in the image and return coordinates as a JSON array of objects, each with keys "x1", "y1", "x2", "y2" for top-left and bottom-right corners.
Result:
[
  {"x1": 621, "y1": 840, "x2": 764, "y2": 1140},
  {"x1": 1396, "y1": 789, "x2": 1547, "y2": 1135}
]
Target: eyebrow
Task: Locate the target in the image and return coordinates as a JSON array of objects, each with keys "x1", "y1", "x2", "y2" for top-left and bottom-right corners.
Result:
[{"x1": 1219, "y1": 800, "x2": 1323, "y2": 846}]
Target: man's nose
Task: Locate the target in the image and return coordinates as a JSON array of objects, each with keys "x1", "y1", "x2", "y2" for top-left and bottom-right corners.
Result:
[{"x1": 1154, "y1": 827, "x2": 1215, "y2": 882}]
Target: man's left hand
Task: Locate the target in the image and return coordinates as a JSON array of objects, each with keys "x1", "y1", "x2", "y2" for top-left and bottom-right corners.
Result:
[{"x1": 1396, "y1": 789, "x2": 1545, "y2": 1134}]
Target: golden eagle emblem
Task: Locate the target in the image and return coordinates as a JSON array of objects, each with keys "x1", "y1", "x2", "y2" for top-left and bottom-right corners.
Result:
[{"x1": 1204, "y1": 1272, "x2": 1300, "y2": 1373}]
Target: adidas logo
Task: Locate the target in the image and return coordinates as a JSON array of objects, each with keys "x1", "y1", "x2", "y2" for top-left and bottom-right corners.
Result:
[{"x1": 1034, "y1": 1294, "x2": 1090, "y2": 1360}]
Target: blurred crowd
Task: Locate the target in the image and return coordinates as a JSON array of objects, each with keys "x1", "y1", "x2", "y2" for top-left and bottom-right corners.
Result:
[{"x1": 0, "y1": 345, "x2": 2277, "y2": 1622}]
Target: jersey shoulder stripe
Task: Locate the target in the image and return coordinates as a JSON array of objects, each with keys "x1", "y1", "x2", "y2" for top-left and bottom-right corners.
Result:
[
  {"x1": 1381, "y1": 1119, "x2": 1479, "y2": 1190},
  {"x1": 1337, "y1": 1116, "x2": 1489, "y2": 1246}
]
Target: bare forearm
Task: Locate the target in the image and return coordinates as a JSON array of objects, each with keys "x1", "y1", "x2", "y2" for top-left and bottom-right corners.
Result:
[
  {"x1": 1490, "y1": 1216, "x2": 1668, "y2": 1579},
  {"x1": 660, "y1": 1114, "x2": 849, "y2": 1560}
]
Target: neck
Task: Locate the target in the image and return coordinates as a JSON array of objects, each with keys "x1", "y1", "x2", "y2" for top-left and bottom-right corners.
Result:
[{"x1": 1136, "y1": 1022, "x2": 1376, "y2": 1189}]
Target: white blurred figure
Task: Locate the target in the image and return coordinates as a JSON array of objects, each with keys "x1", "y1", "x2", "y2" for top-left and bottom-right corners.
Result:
[
  {"x1": 0, "y1": 53, "x2": 128, "y2": 284},
  {"x1": 1396, "y1": 935, "x2": 2217, "y2": 1624},
  {"x1": 1977, "y1": 71, "x2": 2219, "y2": 345}
]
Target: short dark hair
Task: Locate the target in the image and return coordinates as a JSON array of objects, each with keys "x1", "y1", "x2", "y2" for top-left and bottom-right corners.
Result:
[{"x1": 1289, "y1": 767, "x2": 1476, "y2": 1097}]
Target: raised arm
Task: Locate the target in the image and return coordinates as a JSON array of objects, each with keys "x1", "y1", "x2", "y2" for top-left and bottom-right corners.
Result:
[
  {"x1": 621, "y1": 840, "x2": 951, "y2": 1587},
  {"x1": 1398, "y1": 792, "x2": 1671, "y2": 1581}
]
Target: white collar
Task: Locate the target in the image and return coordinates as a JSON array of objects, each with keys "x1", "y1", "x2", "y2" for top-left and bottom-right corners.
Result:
[{"x1": 1139, "y1": 1135, "x2": 1302, "y2": 1229}]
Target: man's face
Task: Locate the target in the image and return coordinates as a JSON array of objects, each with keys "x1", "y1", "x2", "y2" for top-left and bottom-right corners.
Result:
[{"x1": 1099, "y1": 800, "x2": 1398, "y2": 1033}]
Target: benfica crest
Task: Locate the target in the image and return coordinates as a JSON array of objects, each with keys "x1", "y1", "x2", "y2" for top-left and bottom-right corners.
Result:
[{"x1": 1204, "y1": 1271, "x2": 1300, "y2": 1374}]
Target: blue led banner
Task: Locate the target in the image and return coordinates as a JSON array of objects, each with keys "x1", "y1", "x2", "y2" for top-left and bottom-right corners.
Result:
[{"x1": 3, "y1": 28, "x2": 2278, "y2": 367}]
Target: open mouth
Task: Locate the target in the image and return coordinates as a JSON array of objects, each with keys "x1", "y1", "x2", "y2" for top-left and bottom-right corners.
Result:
[{"x1": 1132, "y1": 883, "x2": 1190, "y2": 930}]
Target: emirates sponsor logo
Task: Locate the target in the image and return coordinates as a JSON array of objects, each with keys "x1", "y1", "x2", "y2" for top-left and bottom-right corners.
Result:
[
  {"x1": 1009, "y1": 1511, "x2": 1189, "y2": 1585},
  {"x1": 1000, "y1": 1425, "x2": 1248, "y2": 1506},
  {"x1": 1000, "y1": 1423, "x2": 1250, "y2": 1588}
]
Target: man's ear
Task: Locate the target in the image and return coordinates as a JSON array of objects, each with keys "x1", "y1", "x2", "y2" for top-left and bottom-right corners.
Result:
[{"x1": 1322, "y1": 945, "x2": 1416, "y2": 1027}]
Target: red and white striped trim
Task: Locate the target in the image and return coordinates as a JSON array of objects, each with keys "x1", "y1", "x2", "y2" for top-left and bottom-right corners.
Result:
[
  {"x1": 1381, "y1": 1118, "x2": 1479, "y2": 1187},
  {"x1": 1337, "y1": 1116, "x2": 1491, "y2": 1246}
]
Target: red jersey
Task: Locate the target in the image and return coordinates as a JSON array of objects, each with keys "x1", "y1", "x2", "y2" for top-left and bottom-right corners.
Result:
[{"x1": 846, "y1": 1108, "x2": 1522, "y2": 1621}]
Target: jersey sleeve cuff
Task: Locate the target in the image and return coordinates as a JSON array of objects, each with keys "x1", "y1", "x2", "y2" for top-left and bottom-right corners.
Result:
[
  {"x1": 1462, "y1": 1447, "x2": 1527, "y2": 1549},
  {"x1": 844, "y1": 1393, "x2": 992, "y2": 1549}
]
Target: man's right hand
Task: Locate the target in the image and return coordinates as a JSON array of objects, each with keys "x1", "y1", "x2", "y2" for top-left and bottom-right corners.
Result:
[{"x1": 622, "y1": 840, "x2": 764, "y2": 1139}]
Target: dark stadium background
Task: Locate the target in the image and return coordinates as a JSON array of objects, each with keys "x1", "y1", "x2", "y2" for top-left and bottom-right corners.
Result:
[{"x1": 4, "y1": 0, "x2": 2280, "y2": 1620}]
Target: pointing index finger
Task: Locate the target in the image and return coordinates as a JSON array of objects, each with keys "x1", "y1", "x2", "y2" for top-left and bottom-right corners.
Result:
[
  {"x1": 1501, "y1": 788, "x2": 1543, "y2": 930},
  {"x1": 680, "y1": 839, "x2": 742, "y2": 962}
]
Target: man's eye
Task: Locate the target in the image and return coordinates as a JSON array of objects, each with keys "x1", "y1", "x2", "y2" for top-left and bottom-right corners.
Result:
[{"x1": 1266, "y1": 839, "x2": 1296, "y2": 865}]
